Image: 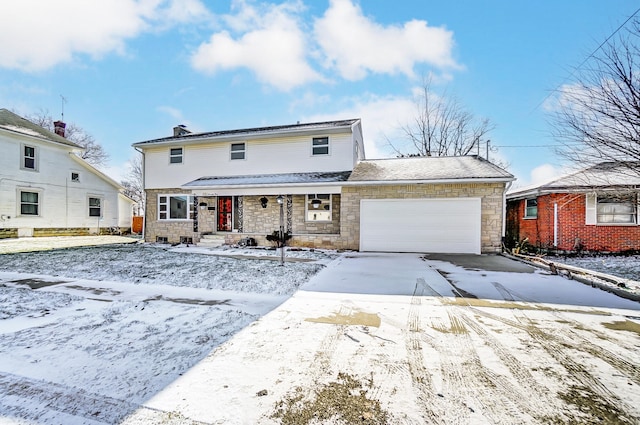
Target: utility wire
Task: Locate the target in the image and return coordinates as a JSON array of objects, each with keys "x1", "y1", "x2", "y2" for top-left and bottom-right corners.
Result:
[{"x1": 531, "y1": 6, "x2": 640, "y2": 113}]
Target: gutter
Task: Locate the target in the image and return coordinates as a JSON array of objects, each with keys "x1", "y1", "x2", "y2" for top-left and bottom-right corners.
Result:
[{"x1": 344, "y1": 177, "x2": 515, "y2": 186}]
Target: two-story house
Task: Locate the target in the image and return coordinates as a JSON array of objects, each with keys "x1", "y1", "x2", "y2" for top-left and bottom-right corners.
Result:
[
  {"x1": 134, "y1": 119, "x2": 514, "y2": 254},
  {"x1": 0, "y1": 109, "x2": 133, "y2": 239}
]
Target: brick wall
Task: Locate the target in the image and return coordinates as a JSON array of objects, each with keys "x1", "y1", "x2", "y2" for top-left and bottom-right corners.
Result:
[{"x1": 507, "y1": 193, "x2": 640, "y2": 252}]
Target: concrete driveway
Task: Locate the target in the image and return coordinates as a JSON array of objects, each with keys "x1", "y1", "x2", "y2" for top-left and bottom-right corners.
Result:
[{"x1": 124, "y1": 252, "x2": 640, "y2": 424}]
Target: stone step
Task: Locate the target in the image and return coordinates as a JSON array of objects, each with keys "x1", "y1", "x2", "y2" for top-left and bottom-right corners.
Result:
[{"x1": 197, "y1": 234, "x2": 226, "y2": 248}]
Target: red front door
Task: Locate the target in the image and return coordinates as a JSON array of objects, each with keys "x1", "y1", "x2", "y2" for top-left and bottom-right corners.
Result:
[{"x1": 217, "y1": 196, "x2": 233, "y2": 232}]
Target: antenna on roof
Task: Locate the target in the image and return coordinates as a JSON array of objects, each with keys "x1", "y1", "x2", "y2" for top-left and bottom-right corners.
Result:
[{"x1": 60, "y1": 94, "x2": 67, "y2": 121}]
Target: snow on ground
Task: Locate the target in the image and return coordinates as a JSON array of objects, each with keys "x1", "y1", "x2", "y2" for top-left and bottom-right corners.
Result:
[
  {"x1": 553, "y1": 254, "x2": 640, "y2": 282},
  {"x1": 1, "y1": 243, "x2": 639, "y2": 424}
]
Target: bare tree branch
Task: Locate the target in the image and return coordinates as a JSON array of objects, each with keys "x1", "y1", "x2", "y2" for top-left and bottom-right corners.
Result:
[
  {"x1": 552, "y1": 18, "x2": 640, "y2": 177},
  {"x1": 24, "y1": 110, "x2": 110, "y2": 167},
  {"x1": 391, "y1": 77, "x2": 495, "y2": 159},
  {"x1": 120, "y1": 154, "x2": 144, "y2": 216}
]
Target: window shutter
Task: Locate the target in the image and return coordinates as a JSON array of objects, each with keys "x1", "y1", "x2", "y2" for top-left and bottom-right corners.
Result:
[{"x1": 585, "y1": 193, "x2": 597, "y2": 225}]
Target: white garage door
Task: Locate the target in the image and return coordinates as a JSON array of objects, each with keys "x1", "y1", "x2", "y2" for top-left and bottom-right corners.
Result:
[{"x1": 360, "y1": 198, "x2": 481, "y2": 254}]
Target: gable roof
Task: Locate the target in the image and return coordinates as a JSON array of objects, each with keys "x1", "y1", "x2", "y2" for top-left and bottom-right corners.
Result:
[
  {"x1": 132, "y1": 119, "x2": 361, "y2": 147},
  {"x1": 347, "y1": 156, "x2": 514, "y2": 184},
  {"x1": 183, "y1": 171, "x2": 352, "y2": 189},
  {"x1": 508, "y1": 162, "x2": 640, "y2": 199},
  {"x1": 0, "y1": 108, "x2": 81, "y2": 149}
]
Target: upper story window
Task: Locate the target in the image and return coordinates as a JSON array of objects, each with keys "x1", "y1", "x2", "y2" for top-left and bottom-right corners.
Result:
[
  {"x1": 306, "y1": 194, "x2": 332, "y2": 221},
  {"x1": 88, "y1": 197, "x2": 102, "y2": 217},
  {"x1": 312, "y1": 137, "x2": 329, "y2": 155},
  {"x1": 20, "y1": 190, "x2": 40, "y2": 216},
  {"x1": 71, "y1": 172, "x2": 80, "y2": 182},
  {"x1": 158, "y1": 194, "x2": 195, "y2": 220},
  {"x1": 597, "y1": 194, "x2": 637, "y2": 224},
  {"x1": 524, "y1": 198, "x2": 537, "y2": 219},
  {"x1": 22, "y1": 145, "x2": 37, "y2": 170},
  {"x1": 230, "y1": 142, "x2": 246, "y2": 160},
  {"x1": 169, "y1": 147, "x2": 183, "y2": 164}
]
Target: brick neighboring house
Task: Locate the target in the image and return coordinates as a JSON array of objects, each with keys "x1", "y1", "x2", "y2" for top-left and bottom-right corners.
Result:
[
  {"x1": 506, "y1": 162, "x2": 640, "y2": 253},
  {"x1": 133, "y1": 119, "x2": 514, "y2": 254}
]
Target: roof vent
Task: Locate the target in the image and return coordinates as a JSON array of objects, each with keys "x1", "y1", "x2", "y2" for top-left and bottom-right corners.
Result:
[{"x1": 173, "y1": 124, "x2": 191, "y2": 137}]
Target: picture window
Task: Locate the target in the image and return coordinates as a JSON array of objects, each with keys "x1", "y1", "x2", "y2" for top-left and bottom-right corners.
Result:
[
  {"x1": 597, "y1": 194, "x2": 636, "y2": 224},
  {"x1": 158, "y1": 195, "x2": 195, "y2": 220}
]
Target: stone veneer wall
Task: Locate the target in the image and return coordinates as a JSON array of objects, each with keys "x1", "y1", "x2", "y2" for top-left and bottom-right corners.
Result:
[
  {"x1": 338, "y1": 182, "x2": 507, "y2": 253},
  {"x1": 145, "y1": 189, "x2": 197, "y2": 243},
  {"x1": 0, "y1": 229, "x2": 18, "y2": 239}
]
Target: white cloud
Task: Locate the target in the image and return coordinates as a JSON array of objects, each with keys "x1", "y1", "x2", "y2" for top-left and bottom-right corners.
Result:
[
  {"x1": 302, "y1": 93, "x2": 416, "y2": 159},
  {"x1": 314, "y1": 0, "x2": 459, "y2": 80},
  {"x1": 0, "y1": 0, "x2": 209, "y2": 71},
  {"x1": 190, "y1": 1, "x2": 322, "y2": 91},
  {"x1": 157, "y1": 105, "x2": 186, "y2": 122}
]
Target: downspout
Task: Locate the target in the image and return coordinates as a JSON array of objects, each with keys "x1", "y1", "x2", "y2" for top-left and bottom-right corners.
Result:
[
  {"x1": 503, "y1": 181, "x2": 513, "y2": 241},
  {"x1": 135, "y1": 147, "x2": 146, "y2": 241},
  {"x1": 553, "y1": 202, "x2": 558, "y2": 247}
]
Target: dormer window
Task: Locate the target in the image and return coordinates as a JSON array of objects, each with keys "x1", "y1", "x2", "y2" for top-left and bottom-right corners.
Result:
[
  {"x1": 312, "y1": 137, "x2": 329, "y2": 155},
  {"x1": 170, "y1": 147, "x2": 183, "y2": 164},
  {"x1": 230, "y1": 143, "x2": 246, "y2": 160}
]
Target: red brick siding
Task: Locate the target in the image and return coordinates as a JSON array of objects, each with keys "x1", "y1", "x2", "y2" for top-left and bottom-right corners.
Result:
[{"x1": 507, "y1": 193, "x2": 640, "y2": 252}]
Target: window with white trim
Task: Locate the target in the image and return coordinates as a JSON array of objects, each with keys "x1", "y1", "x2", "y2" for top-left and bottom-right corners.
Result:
[
  {"x1": 524, "y1": 198, "x2": 537, "y2": 218},
  {"x1": 169, "y1": 147, "x2": 183, "y2": 164},
  {"x1": 596, "y1": 194, "x2": 637, "y2": 224},
  {"x1": 306, "y1": 194, "x2": 331, "y2": 221},
  {"x1": 89, "y1": 197, "x2": 102, "y2": 217},
  {"x1": 22, "y1": 145, "x2": 37, "y2": 170},
  {"x1": 312, "y1": 137, "x2": 329, "y2": 155},
  {"x1": 20, "y1": 190, "x2": 40, "y2": 215},
  {"x1": 230, "y1": 142, "x2": 246, "y2": 160},
  {"x1": 158, "y1": 195, "x2": 195, "y2": 220}
]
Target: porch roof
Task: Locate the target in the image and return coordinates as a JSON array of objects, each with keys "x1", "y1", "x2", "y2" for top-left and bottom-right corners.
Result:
[{"x1": 182, "y1": 171, "x2": 352, "y2": 189}]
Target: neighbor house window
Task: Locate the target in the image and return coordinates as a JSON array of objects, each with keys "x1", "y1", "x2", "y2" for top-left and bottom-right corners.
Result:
[
  {"x1": 306, "y1": 194, "x2": 331, "y2": 221},
  {"x1": 597, "y1": 194, "x2": 637, "y2": 224},
  {"x1": 158, "y1": 195, "x2": 195, "y2": 220},
  {"x1": 524, "y1": 198, "x2": 537, "y2": 218},
  {"x1": 71, "y1": 172, "x2": 80, "y2": 182},
  {"x1": 312, "y1": 137, "x2": 329, "y2": 155},
  {"x1": 230, "y1": 142, "x2": 246, "y2": 160},
  {"x1": 88, "y1": 197, "x2": 102, "y2": 217},
  {"x1": 22, "y1": 145, "x2": 37, "y2": 170},
  {"x1": 20, "y1": 191, "x2": 40, "y2": 215},
  {"x1": 169, "y1": 147, "x2": 183, "y2": 164}
]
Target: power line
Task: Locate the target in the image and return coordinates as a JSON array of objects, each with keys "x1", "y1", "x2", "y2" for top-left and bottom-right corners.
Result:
[{"x1": 532, "y1": 6, "x2": 640, "y2": 113}]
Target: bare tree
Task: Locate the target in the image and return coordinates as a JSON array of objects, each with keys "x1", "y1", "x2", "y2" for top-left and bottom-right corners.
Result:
[
  {"x1": 391, "y1": 78, "x2": 495, "y2": 158},
  {"x1": 25, "y1": 110, "x2": 110, "y2": 167},
  {"x1": 121, "y1": 154, "x2": 145, "y2": 216},
  {"x1": 552, "y1": 18, "x2": 640, "y2": 177}
]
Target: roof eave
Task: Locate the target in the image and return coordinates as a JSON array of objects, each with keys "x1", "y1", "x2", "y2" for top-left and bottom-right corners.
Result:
[
  {"x1": 345, "y1": 176, "x2": 515, "y2": 186},
  {"x1": 181, "y1": 181, "x2": 347, "y2": 190},
  {"x1": 0, "y1": 126, "x2": 83, "y2": 150}
]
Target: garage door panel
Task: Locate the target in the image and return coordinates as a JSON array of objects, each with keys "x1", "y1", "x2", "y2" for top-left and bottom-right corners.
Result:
[{"x1": 360, "y1": 198, "x2": 481, "y2": 254}]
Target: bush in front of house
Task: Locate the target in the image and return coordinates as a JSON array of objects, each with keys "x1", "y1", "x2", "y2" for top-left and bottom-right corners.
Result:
[{"x1": 266, "y1": 230, "x2": 291, "y2": 248}]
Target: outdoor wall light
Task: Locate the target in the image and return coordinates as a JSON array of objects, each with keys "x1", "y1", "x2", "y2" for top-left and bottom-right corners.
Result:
[
  {"x1": 260, "y1": 197, "x2": 268, "y2": 208},
  {"x1": 276, "y1": 195, "x2": 284, "y2": 204},
  {"x1": 311, "y1": 198, "x2": 322, "y2": 209}
]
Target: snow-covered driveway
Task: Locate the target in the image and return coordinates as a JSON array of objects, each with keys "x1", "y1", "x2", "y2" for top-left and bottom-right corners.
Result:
[{"x1": 1, "y1": 244, "x2": 639, "y2": 424}]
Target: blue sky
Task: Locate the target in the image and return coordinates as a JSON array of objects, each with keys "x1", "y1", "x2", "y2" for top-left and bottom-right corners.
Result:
[{"x1": 1, "y1": 0, "x2": 638, "y2": 187}]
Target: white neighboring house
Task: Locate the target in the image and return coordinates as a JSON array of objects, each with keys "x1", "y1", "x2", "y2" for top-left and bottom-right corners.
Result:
[{"x1": 0, "y1": 109, "x2": 133, "y2": 238}]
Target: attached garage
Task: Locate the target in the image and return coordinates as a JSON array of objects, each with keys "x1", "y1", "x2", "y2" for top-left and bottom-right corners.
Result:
[{"x1": 360, "y1": 198, "x2": 482, "y2": 254}]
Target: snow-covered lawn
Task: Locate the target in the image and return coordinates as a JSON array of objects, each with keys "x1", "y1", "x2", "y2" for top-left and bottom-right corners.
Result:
[
  {"x1": 553, "y1": 254, "x2": 640, "y2": 282},
  {"x1": 1, "y1": 243, "x2": 639, "y2": 424}
]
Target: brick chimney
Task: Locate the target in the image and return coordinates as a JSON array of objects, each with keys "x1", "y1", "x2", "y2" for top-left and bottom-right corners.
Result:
[
  {"x1": 173, "y1": 124, "x2": 191, "y2": 137},
  {"x1": 54, "y1": 120, "x2": 66, "y2": 138}
]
